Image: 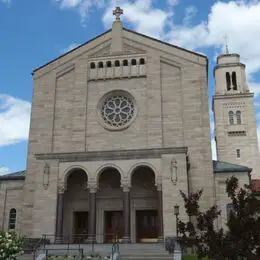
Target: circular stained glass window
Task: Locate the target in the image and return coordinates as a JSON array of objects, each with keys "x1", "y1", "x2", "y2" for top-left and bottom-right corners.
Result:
[{"x1": 99, "y1": 91, "x2": 136, "y2": 130}]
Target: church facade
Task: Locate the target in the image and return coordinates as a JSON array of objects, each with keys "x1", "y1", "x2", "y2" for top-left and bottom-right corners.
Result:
[{"x1": 0, "y1": 8, "x2": 259, "y2": 243}]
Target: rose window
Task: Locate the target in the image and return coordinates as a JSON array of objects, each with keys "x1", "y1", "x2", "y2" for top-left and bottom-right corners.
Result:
[{"x1": 100, "y1": 94, "x2": 135, "y2": 129}]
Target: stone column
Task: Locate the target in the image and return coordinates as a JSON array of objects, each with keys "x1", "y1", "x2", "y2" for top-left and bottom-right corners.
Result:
[
  {"x1": 55, "y1": 185, "x2": 65, "y2": 243},
  {"x1": 157, "y1": 183, "x2": 164, "y2": 242},
  {"x1": 88, "y1": 183, "x2": 97, "y2": 242},
  {"x1": 122, "y1": 185, "x2": 131, "y2": 243}
]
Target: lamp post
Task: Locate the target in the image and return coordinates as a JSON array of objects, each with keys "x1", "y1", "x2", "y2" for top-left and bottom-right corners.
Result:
[{"x1": 174, "y1": 204, "x2": 180, "y2": 239}]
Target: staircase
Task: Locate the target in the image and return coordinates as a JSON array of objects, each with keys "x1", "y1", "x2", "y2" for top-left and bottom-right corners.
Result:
[
  {"x1": 20, "y1": 243, "x2": 172, "y2": 260},
  {"x1": 119, "y1": 243, "x2": 172, "y2": 260}
]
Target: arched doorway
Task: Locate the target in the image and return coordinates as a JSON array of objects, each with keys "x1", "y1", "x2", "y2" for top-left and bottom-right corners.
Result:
[
  {"x1": 63, "y1": 168, "x2": 88, "y2": 243},
  {"x1": 97, "y1": 167, "x2": 123, "y2": 243},
  {"x1": 131, "y1": 166, "x2": 158, "y2": 243}
]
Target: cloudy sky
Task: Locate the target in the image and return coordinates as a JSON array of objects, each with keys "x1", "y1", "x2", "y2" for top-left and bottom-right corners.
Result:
[{"x1": 0, "y1": 0, "x2": 260, "y2": 175}]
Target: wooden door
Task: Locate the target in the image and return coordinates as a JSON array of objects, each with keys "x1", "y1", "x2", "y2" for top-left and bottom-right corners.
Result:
[
  {"x1": 74, "y1": 211, "x2": 88, "y2": 243},
  {"x1": 136, "y1": 210, "x2": 158, "y2": 242},
  {"x1": 104, "y1": 211, "x2": 123, "y2": 243}
]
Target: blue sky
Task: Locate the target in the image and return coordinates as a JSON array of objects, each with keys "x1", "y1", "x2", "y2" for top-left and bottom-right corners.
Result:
[{"x1": 0, "y1": 0, "x2": 260, "y2": 175}]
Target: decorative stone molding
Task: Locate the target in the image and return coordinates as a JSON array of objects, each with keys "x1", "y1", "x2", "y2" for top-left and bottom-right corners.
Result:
[
  {"x1": 88, "y1": 55, "x2": 147, "y2": 81},
  {"x1": 35, "y1": 147, "x2": 188, "y2": 162}
]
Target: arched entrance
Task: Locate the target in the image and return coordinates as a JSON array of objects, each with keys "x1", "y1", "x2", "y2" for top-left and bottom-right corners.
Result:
[
  {"x1": 63, "y1": 168, "x2": 89, "y2": 243},
  {"x1": 131, "y1": 166, "x2": 159, "y2": 243},
  {"x1": 97, "y1": 167, "x2": 123, "y2": 243}
]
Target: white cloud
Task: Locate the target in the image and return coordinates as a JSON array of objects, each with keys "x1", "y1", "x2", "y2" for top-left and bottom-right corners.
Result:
[
  {"x1": 0, "y1": 167, "x2": 9, "y2": 176},
  {"x1": 211, "y1": 139, "x2": 217, "y2": 160},
  {"x1": 183, "y1": 6, "x2": 197, "y2": 25},
  {"x1": 168, "y1": 0, "x2": 179, "y2": 6},
  {"x1": 55, "y1": 0, "x2": 105, "y2": 22},
  {"x1": 1, "y1": 0, "x2": 11, "y2": 4},
  {"x1": 103, "y1": 0, "x2": 170, "y2": 39},
  {"x1": 0, "y1": 94, "x2": 31, "y2": 147},
  {"x1": 61, "y1": 43, "x2": 80, "y2": 53}
]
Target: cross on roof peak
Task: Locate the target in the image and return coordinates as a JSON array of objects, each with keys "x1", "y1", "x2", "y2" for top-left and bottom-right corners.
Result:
[
  {"x1": 113, "y1": 7, "x2": 123, "y2": 21},
  {"x1": 223, "y1": 34, "x2": 230, "y2": 54}
]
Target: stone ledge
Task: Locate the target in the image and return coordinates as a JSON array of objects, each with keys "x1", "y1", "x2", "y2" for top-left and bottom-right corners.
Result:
[{"x1": 35, "y1": 147, "x2": 188, "y2": 162}]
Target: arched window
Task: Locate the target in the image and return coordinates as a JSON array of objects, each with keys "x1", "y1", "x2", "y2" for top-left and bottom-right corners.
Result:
[
  {"x1": 229, "y1": 111, "x2": 234, "y2": 125},
  {"x1": 98, "y1": 61, "x2": 104, "y2": 68},
  {"x1": 140, "y1": 58, "x2": 145, "y2": 65},
  {"x1": 106, "y1": 61, "x2": 112, "y2": 68},
  {"x1": 232, "y1": 72, "x2": 237, "y2": 90},
  {"x1": 226, "y1": 72, "x2": 231, "y2": 91},
  {"x1": 131, "y1": 59, "x2": 137, "y2": 66},
  {"x1": 115, "y1": 60, "x2": 120, "y2": 67},
  {"x1": 236, "y1": 111, "x2": 241, "y2": 124},
  {"x1": 90, "y1": 62, "x2": 96, "y2": 69},
  {"x1": 8, "y1": 208, "x2": 16, "y2": 229},
  {"x1": 123, "y1": 60, "x2": 128, "y2": 66}
]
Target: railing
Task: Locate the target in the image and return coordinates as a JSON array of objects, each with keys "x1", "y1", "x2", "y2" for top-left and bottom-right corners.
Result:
[
  {"x1": 33, "y1": 233, "x2": 122, "y2": 259},
  {"x1": 111, "y1": 235, "x2": 120, "y2": 260}
]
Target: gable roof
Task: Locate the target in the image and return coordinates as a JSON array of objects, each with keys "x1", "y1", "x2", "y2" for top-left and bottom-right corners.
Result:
[
  {"x1": 213, "y1": 160, "x2": 252, "y2": 174},
  {"x1": 124, "y1": 28, "x2": 207, "y2": 59},
  {"x1": 32, "y1": 26, "x2": 207, "y2": 75},
  {"x1": 0, "y1": 170, "x2": 25, "y2": 181}
]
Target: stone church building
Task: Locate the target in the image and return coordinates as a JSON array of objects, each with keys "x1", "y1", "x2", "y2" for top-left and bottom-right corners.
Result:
[{"x1": 0, "y1": 8, "x2": 259, "y2": 243}]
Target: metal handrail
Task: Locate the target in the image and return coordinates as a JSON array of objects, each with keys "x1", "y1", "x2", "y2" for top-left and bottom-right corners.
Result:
[{"x1": 111, "y1": 235, "x2": 120, "y2": 260}]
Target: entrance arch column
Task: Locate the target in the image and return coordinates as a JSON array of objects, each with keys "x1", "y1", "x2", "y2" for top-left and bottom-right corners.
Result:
[
  {"x1": 156, "y1": 183, "x2": 164, "y2": 242},
  {"x1": 55, "y1": 184, "x2": 65, "y2": 242},
  {"x1": 121, "y1": 181, "x2": 131, "y2": 243},
  {"x1": 88, "y1": 181, "x2": 97, "y2": 242}
]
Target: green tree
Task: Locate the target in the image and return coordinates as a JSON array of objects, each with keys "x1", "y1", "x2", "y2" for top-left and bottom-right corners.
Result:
[{"x1": 177, "y1": 176, "x2": 260, "y2": 260}]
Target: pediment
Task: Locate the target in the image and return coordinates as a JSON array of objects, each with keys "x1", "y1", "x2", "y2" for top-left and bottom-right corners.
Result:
[{"x1": 88, "y1": 42, "x2": 146, "y2": 58}]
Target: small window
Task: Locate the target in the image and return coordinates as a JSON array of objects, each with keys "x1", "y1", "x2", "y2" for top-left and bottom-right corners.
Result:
[
  {"x1": 229, "y1": 111, "x2": 234, "y2": 125},
  {"x1": 98, "y1": 62, "x2": 104, "y2": 68},
  {"x1": 8, "y1": 208, "x2": 16, "y2": 230},
  {"x1": 123, "y1": 60, "x2": 128, "y2": 66},
  {"x1": 140, "y1": 58, "x2": 145, "y2": 65},
  {"x1": 226, "y1": 72, "x2": 231, "y2": 91},
  {"x1": 106, "y1": 61, "x2": 112, "y2": 68},
  {"x1": 115, "y1": 60, "x2": 120, "y2": 67},
  {"x1": 131, "y1": 59, "x2": 137, "y2": 66},
  {"x1": 236, "y1": 149, "x2": 241, "y2": 158},
  {"x1": 236, "y1": 111, "x2": 241, "y2": 124},
  {"x1": 232, "y1": 72, "x2": 237, "y2": 90},
  {"x1": 90, "y1": 62, "x2": 96, "y2": 69},
  {"x1": 226, "y1": 203, "x2": 234, "y2": 221}
]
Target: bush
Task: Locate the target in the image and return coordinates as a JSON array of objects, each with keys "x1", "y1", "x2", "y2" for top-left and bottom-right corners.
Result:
[{"x1": 0, "y1": 230, "x2": 24, "y2": 260}]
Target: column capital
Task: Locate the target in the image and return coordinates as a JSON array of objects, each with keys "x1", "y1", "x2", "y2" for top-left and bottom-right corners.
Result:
[
  {"x1": 88, "y1": 182, "x2": 98, "y2": 193},
  {"x1": 121, "y1": 184, "x2": 131, "y2": 192},
  {"x1": 57, "y1": 184, "x2": 65, "y2": 194},
  {"x1": 156, "y1": 183, "x2": 162, "y2": 191}
]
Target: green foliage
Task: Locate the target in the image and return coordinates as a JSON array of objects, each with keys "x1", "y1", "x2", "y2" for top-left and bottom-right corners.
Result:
[
  {"x1": 178, "y1": 176, "x2": 260, "y2": 260},
  {"x1": 0, "y1": 230, "x2": 24, "y2": 260}
]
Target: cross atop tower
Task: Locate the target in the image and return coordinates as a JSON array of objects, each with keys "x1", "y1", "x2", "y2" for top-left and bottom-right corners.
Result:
[
  {"x1": 223, "y1": 34, "x2": 229, "y2": 54},
  {"x1": 113, "y1": 7, "x2": 123, "y2": 21}
]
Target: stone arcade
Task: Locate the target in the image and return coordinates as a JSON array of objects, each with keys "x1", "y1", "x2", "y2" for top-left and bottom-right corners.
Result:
[{"x1": 0, "y1": 7, "x2": 259, "y2": 244}]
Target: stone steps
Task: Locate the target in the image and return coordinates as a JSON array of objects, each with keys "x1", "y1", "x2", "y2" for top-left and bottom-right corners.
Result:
[{"x1": 18, "y1": 254, "x2": 33, "y2": 260}]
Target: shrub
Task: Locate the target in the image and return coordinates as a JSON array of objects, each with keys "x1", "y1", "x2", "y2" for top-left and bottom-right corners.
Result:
[{"x1": 0, "y1": 230, "x2": 24, "y2": 260}]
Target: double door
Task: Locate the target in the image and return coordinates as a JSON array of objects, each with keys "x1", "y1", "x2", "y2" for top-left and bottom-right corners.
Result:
[
  {"x1": 136, "y1": 210, "x2": 158, "y2": 242},
  {"x1": 104, "y1": 211, "x2": 124, "y2": 243}
]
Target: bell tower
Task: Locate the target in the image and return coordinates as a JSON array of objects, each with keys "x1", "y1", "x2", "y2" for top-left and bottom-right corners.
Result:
[{"x1": 213, "y1": 53, "x2": 260, "y2": 178}]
